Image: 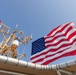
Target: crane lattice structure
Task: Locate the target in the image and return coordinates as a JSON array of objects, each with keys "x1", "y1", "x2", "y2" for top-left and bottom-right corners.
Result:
[{"x1": 0, "y1": 22, "x2": 32, "y2": 59}]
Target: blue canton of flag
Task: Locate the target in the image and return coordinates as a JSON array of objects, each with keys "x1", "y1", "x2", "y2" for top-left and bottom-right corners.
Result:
[{"x1": 31, "y1": 37, "x2": 46, "y2": 55}]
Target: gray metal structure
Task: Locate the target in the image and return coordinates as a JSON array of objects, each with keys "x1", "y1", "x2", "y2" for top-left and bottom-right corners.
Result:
[{"x1": 0, "y1": 55, "x2": 76, "y2": 75}]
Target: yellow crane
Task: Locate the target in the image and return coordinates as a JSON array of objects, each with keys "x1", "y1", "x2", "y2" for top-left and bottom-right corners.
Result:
[{"x1": 0, "y1": 22, "x2": 32, "y2": 59}]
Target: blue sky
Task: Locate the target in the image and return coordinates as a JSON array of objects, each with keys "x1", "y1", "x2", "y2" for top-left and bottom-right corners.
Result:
[{"x1": 0, "y1": 0, "x2": 76, "y2": 65}]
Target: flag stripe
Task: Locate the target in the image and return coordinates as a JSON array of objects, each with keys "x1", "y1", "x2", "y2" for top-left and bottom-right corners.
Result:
[
  {"x1": 31, "y1": 47, "x2": 71, "y2": 63},
  {"x1": 31, "y1": 50, "x2": 76, "y2": 64},
  {"x1": 46, "y1": 32, "x2": 76, "y2": 48},
  {"x1": 47, "y1": 22, "x2": 74, "y2": 36},
  {"x1": 47, "y1": 25, "x2": 60, "y2": 36},
  {"x1": 45, "y1": 27, "x2": 72, "y2": 46},
  {"x1": 31, "y1": 45, "x2": 76, "y2": 64},
  {"x1": 41, "y1": 45, "x2": 76, "y2": 65},
  {"x1": 30, "y1": 22, "x2": 76, "y2": 65},
  {"x1": 42, "y1": 50, "x2": 76, "y2": 65},
  {"x1": 31, "y1": 28, "x2": 76, "y2": 59},
  {"x1": 31, "y1": 38, "x2": 76, "y2": 63},
  {"x1": 45, "y1": 23, "x2": 74, "y2": 42}
]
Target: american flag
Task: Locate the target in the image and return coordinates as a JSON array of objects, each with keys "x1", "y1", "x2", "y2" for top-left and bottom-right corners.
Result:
[{"x1": 30, "y1": 22, "x2": 76, "y2": 65}]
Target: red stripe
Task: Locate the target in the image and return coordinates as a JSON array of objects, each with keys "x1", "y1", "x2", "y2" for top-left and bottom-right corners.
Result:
[
  {"x1": 45, "y1": 26, "x2": 73, "y2": 43},
  {"x1": 68, "y1": 31, "x2": 76, "y2": 40},
  {"x1": 31, "y1": 47, "x2": 70, "y2": 63},
  {"x1": 45, "y1": 48, "x2": 71, "y2": 58},
  {"x1": 42, "y1": 50, "x2": 76, "y2": 65},
  {"x1": 46, "y1": 39, "x2": 76, "y2": 52},
  {"x1": 47, "y1": 22, "x2": 73, "y2": 37},
  {"x1": 46, "y1": 31, "x2": 76, "y2": 48},
  {"x1": 31, "y1": 38, "x2": 76, "y2": 60},
  {"x1": 47, "y1": 26, "x2": 60, "y2": 36},
  {"x1": 31, "y1": 22, "x2": 76, "y2": 65},
  {"x1": 32, "y1": 50, "x2": 76, "y2": 64}
]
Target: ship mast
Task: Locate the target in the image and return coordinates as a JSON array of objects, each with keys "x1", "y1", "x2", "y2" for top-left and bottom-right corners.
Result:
[{"x1": 0, "y1": 21, "x2": 32, "y2": 59}]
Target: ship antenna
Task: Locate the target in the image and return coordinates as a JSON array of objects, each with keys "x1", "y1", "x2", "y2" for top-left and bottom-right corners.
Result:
[{"x1": 15, "y1": 24, "x2": 18, "y2": 29}]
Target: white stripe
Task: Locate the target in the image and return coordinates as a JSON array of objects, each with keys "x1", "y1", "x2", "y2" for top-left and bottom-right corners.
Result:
[
  {"x1": 31, "y1": 34, "x2": 76, "y2": 59},
  {"x1": 30, "y1": 55, "x2": 45, "y2": 62},
  {"x1": 40, "y1": 45, "x2": 76, "y2": 64},
  {"x1": 31, "y1": 44, "x2": 76, "y2": 63},
  {"x1": 31, "y1": 42, "x2": 71, "y2": 59},
  {"x1": 46, "y1": 35, "x2": 76, "y2": 55},
  {"x1": 45, "y1": 35, "x2": 76, "y2": 54},
  {"x1": 50, "y1": 22, "x2": 74, "y2": 36},
  {"x1": 31, "y1": 22, "x2": 75, "y2": 63},
  {"x1": 31, "y1": 35, "x2": 76, "y2": 62},
  {"x1": 45, "y1": 25, "x2": 74, "y2": 42},
  {"x1": 45, "y1": 35, "x2": 76, "y2": 49},
  {"x1": 45, "y1": 30, "x2": 75, "y2": 46},
  {"x1": 45, "y1": 32, "x2": 63, "y2": 42},
  {"x1": 30, "y1": 45, "x2": 72, "y2": 62},
  {"x1": 51, "y1": 23, "x2": 66, "y2": 36}
]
